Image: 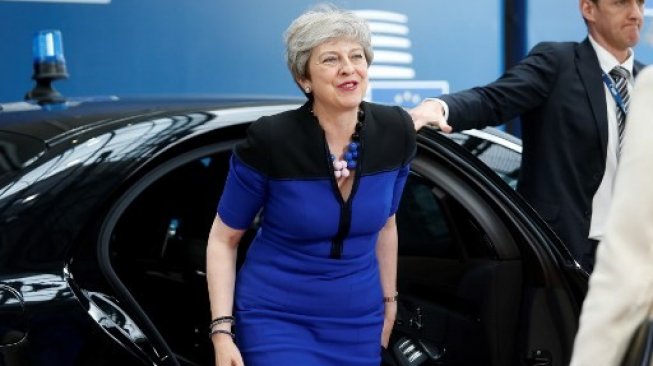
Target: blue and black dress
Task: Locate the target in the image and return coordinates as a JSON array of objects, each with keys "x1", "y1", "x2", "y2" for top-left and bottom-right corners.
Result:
[{"x1": 217, "y1": 101, "x2": 416, "y2": 366}]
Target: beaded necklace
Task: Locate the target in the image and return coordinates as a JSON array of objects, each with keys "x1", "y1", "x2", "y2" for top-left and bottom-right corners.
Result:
[{"x1": 313, "y1": 106, "x2": 364, "y2": 179}]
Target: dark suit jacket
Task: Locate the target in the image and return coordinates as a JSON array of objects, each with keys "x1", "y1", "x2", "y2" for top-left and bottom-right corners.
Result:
[{"x1": 440, "y1": 38, "x2": 644, "y2": 267}]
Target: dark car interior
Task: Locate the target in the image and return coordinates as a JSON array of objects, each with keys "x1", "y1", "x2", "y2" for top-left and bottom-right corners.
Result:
[{"x1": 106, "y1": 141, "x2": 565, "y2": 366}]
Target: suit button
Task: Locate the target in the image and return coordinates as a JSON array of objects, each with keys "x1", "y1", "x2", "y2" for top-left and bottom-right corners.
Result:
[{"x1": 584, "y1": 210, "x2": 591, "y2": 218}]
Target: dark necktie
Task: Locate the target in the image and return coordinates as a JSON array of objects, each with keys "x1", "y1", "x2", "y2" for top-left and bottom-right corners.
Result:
[{"x1": 609, "y1": 66, "x2": 630, "y2": 156}]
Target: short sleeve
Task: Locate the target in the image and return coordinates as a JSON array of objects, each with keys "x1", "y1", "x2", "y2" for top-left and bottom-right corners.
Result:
[{"x1": 217, "y1": 154, "x2": 268, "y2": 230}]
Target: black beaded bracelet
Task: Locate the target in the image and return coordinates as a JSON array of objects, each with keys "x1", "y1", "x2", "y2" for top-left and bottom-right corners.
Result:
[
  {"x1": 209, "y1": 316, "x2": 235, "y2": 329},
  {"x1": 209, "y1": 328, "x2": 235, "y2": 339}
]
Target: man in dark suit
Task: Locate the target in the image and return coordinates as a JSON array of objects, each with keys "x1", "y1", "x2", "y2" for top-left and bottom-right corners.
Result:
[{"x1": 410, "y1": 0, "x2": 645, "y2": 272}]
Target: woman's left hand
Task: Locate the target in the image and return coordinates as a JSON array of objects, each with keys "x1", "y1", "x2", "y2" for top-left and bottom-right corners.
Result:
[{"x1": 381, "y1": 301, "x2": 397, "y2": 348}]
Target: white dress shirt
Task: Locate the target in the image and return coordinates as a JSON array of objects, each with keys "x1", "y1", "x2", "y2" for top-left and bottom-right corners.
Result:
[{"x1": 587, "y1": 35, "x2": 635, "y2": 241}]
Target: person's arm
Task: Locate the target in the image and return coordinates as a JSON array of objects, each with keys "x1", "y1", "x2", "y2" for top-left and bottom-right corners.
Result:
[
  {"x1": 378, "y1": 107, "x2": 414, "y2": 347},
  {"x1": 410, "y1": 42, "x2": 560, "y2": 132},
  {"x1": 206, "y1": 120, "x2": 269, "y2": 366},
  {"x1": 377, "y1": 215, "x2": 398, "y2": 348},
  {"x1": 570, "y1": 66, "x2": 653, "y2": 366},
  {"x1": 206, "y1": 216, "x2": 245, "y2": 366}
]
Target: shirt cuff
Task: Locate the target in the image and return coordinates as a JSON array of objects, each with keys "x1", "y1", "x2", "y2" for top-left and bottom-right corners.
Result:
[{"x1": 424, "y1": 97, "x2": 449, "y2": 120}]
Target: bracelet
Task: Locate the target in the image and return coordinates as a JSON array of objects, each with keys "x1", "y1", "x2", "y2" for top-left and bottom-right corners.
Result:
[
  {"x1": 209, "y1": 328, "x2": 235, "y2": 339},
  {"x1": 383, "y1": 292, "x2": 399, "y2": 303},
  {"x1": 209, "y1": 316, "x2": 235, "y2": 329}
]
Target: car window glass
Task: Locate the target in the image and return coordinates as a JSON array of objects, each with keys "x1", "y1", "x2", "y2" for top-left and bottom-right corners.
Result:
[
  {"x1": 447, "y1": 131, "x2": 520, "y2": 189},
  {"x1": 397, "y1": 172, "x2": 496, "y2": 259},
  {"x1": 396, "y1": 174, "x2": 454, "y2": 258},
  {"x1": 110, "y1": 151, "x2": 231, "y2": 364},
  {"x1": 394, "y1": 171, "x2": 519, "y2": 366}
]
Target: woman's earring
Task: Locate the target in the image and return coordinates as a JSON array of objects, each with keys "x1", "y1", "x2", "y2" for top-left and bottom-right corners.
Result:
[{"x1": 305, "y1": 86, "x2": 311, "y2": 93}]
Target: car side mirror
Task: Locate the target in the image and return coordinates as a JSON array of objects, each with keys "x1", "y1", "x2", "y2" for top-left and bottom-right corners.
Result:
[{"x1": 0, "y1": 284, "x2": 28, "y2": 346}]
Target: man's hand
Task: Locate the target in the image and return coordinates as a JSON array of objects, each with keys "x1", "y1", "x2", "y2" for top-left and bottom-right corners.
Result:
[{"x1": 409, "y1": 99, "x2": 452, "y2": 133}]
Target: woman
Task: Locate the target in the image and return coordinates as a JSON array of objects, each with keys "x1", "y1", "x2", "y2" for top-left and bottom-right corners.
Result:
[{"x1": 206, "y1": 5, "x2": 415, "y2": 366}]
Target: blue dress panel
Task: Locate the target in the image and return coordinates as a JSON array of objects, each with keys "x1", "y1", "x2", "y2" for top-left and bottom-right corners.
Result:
[{"x1": 217, "y1": 101, "x2": 416, "y2": 366}]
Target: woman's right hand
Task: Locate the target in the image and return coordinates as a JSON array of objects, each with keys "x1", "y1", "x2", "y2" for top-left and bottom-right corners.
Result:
[{"x1": 213, "y1": 335, "x2": 244, "y2": 366}]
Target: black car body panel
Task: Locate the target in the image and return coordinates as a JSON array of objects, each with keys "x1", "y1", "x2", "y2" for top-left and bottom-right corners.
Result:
[{"x1": 0, "y1": 97, "x2": 587, "y2": 366}]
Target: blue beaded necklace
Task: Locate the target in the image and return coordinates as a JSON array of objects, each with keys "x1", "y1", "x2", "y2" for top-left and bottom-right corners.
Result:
[{"x1": 322, "y1": 107, "x2": 364, "y2": 179}]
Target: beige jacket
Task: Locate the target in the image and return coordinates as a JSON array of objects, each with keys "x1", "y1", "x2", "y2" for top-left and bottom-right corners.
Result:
[{"x1": 570, "y1": 65, "x2": 653, "y2": 366}]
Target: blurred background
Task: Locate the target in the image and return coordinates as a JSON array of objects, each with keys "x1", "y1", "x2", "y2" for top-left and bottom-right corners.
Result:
[{"x1": 1, "y1": 0, "x2": 653, "y2": 135}]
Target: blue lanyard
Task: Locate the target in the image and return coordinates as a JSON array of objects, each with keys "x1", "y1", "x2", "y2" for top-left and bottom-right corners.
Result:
[{"x1": 601, "y1": 72, "x2": 628, "y2": 115}]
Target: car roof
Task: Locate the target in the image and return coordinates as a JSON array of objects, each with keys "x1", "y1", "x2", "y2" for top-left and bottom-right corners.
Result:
[{"x1": 0, "y1": 96, "x2": 302, "y2": 142}]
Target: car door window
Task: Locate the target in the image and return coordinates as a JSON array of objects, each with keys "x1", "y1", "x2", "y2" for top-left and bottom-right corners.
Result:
[
  {"x1": 393, "y1": 171, "x2": 522, "y2": 366},
  {"x1": 447, "y1": 129, "x2": 521, "y2": 189},
  {"x1": 397, "y1": 173, "x2": 497, "y2": 260},
  {"x1": 108, "y1": 149, "x2": 233, "y2": 365}
]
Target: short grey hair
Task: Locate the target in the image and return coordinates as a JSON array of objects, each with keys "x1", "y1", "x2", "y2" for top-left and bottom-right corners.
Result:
[{"x1": 284, "y1": 4, "x2": 373, "y2": 82}]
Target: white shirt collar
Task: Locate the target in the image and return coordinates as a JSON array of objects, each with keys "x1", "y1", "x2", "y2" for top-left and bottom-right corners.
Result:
[{"x1": 588, "y1": 35, "x2": 635, "y2": 78}]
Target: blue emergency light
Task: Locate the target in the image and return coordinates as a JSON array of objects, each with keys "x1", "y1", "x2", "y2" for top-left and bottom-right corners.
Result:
[
  {"x1": 33, "y1": 30, "x2": 66, "y2": 64},
  {"x1": 25, "y1": 30, "x2": 68, "y2": 104}
]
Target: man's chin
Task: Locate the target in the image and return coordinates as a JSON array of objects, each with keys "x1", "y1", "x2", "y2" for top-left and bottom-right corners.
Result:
[
  {"x1": 627, "y1": 38, "x2": 640, "y2": 49},
  {"x1": 625, "y1": 28, "x2": 641, "y2": 45}
]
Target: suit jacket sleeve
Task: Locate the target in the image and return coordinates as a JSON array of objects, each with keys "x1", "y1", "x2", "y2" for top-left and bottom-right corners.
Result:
[
  {"x1": 570, "y1": 66, "x2": 653, "y2": 366},
  {"x1": 441, "y1": 42, "x2": 562, "y2": 132}
]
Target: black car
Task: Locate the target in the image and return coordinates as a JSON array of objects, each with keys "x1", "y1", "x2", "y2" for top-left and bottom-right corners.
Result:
[{"x1": 0, "y1": 96, "x2": 587, "y2": 366}]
